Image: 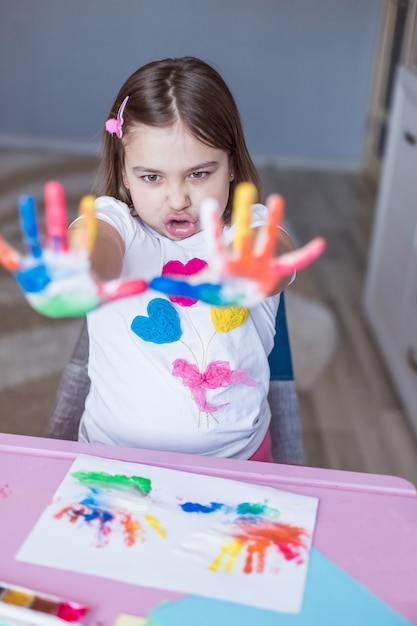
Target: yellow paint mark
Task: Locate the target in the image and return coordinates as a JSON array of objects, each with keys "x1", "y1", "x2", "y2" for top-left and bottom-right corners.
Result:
[
  {"x1": 113, "y1": 614, "x2": 146, "y2": 626},
  {"x1": 209, "y1": 539, "x2": 243, "y2": 573},
  {"x1": 144, "y1": 512, "x2": 167, "y2": 538}
]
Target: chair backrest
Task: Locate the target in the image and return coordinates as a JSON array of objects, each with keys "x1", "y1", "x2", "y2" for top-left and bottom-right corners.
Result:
[
  {"x1": 267, "y1": 293, "x2": 304, "y2": 464},
  {"x1": 268, "y1": 292, "x2": 294, "y2": 381},
  {"x1": 44, "y1": 319, "x2": 90, "y2": 441},
  {"x1": 45, "y1": 292, "x2": 303, "y2": 464}
]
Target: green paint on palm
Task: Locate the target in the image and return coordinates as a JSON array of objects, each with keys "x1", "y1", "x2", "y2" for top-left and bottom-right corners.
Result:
[
  {"x1": 28, "y1": 293, "x2": 99, "y2": 318},
  {"x1": 72, "y1": 470, "x2": 152, "y2": 494}
]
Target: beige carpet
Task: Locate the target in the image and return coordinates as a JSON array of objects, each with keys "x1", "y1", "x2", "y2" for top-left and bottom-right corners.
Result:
[
  {"x1": 0, "y1": 148, "x2": 339, "y2": 437},
  {"x1": 0, "y1": 149, "x2": 99, "y2": 435},
  {"x1": 286, "y1": 290, "x2": 339, "y2": 391}
]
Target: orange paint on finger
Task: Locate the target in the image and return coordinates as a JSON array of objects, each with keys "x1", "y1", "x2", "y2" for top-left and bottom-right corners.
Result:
[
  {"x1": 0, "y1": 234, "x2": 21, "y2": 271},
  {"x1": 260, "y1": 194, "x2": 285, "y2": 260},
  {"x1": 79, "y1": 195, "x2": 97, "y2": 251}
]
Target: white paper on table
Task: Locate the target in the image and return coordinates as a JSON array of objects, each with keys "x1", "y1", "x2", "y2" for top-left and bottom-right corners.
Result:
[{"x1": 16, "y1": 454, "x2": 319, "y2": 613}]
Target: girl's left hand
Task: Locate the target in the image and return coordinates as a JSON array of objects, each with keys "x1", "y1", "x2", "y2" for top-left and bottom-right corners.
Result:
[{"x1": 152, "y1": 182, "x2": 326, "y2": 307}]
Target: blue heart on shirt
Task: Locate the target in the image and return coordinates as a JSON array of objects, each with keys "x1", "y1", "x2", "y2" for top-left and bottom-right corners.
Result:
[{"x1": 131, "y1": 298, "x2": 182, "y2": 344}]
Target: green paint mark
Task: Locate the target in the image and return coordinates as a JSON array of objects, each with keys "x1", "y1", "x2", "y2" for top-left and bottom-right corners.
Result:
[
  {"x1": 71, "y1": 470, "x2": 152, "y2": 495},
  {"x1": 236, "y1": 500, "x2": 280, "y2": 518}
]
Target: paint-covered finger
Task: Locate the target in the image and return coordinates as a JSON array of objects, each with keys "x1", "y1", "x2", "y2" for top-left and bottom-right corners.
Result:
[
  {"x1": 98, "y1": 277, "x2": 149, "y2": 303},
  {"x1": 19, "y1": 196, "x2": 43, "y2": 259},
  {"x1": 0, "y1": 234, "x2": 22, "y2": 271},
  {"x1": 259, "y1": 194, "x2": 285, "y2": 260},
  {"x1": 200, "y1": 197, "x2": 225, "y2": 277},
  {"x1": 150, "y1": 275, "x2": 225, "y2": 306},
  {"x1": 232, "y1": 182, "x2": 256, "y2": 253},
  {"x1": 71, "y1": 195, "x2": 97, "y2": 253},
  {"x1": 272, "y1": 237, "x2": 326, "y2": 275},
  {"x1": 44, "y1": 181, "x2": 69, "y2": 252}
]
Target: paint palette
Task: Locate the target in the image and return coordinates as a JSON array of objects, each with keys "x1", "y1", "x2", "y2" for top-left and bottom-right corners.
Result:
[{"x1": 0, "y1": 581, "x2": 89, "y2": 625}]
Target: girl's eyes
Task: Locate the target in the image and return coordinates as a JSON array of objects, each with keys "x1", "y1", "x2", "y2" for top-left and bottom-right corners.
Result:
[
  {"x1": 140, "y1": 171, "x2": 209, "y2": 183},
  {"x1": 189, "y1": 171, "x2": 209, "y2": 179},
  {"x1": 142, "y1": 174, "x2": 162, "y2": 183}
]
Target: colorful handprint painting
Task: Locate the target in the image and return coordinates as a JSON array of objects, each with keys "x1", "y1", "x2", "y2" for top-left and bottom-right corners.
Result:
[{"x1": 16, "y1": 454, "x2": 318, "y2": 613}]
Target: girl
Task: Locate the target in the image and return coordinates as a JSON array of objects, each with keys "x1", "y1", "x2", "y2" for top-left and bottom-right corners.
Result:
[{"x1": 74, "y1": 57, "x2": 296, "y2": 461}]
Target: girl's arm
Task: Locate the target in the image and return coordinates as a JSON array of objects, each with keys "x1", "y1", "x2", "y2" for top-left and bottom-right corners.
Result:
[{"x1": 70, "y1": 220, "x2": 125, "y2": 281}]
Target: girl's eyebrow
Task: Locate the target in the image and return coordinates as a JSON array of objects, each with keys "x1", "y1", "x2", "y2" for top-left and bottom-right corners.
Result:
[
  {"x1": 132, "y1": 161, "x2": 219, "y2": 175},
  {"x1": 186, "y1": 160, "x2": 219, "y2": 172}
]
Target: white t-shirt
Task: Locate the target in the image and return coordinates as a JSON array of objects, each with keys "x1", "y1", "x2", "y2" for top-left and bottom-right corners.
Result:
[{"x1": 79, "y1": 197, "x2": 280, "y2": 459}]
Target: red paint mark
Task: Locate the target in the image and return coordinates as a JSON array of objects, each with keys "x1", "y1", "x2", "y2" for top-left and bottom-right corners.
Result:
[
  {"x1": 54, "y1": 502, "x2": 114, "y2": 547},
  {"x1": 56, "y1": 601, "x2": 88, "y2": 621},
  {"x1": 54, "y1": 504, "x2": 85, "y2": 523},
  {"x1": 53, "y1": 502, "x2": 145, "y2": 547},
  {"x1": 0, "y1": 484, "x2": 11, "y2": 499},
  {"x1": 233, "y1": 521, "x2": 308, "y2": 573}
]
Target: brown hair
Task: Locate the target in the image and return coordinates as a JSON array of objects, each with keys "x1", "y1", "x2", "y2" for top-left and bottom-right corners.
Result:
[{"x1": 101, "y1": 57, "x2": 261, "y2": 223}]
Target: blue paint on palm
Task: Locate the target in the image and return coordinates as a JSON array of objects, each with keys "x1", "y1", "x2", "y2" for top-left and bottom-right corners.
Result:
[
  {"x1": 150, "y1": 276, "x2": 225, "y2": 306},
  {"x1": 15, "y1": 264, "x2": 51, "y2": 293}
]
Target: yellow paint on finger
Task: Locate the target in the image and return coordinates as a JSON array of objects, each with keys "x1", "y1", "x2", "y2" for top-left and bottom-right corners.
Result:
[
  {"x1": 0, "y1": 235, "x2": 21, "y2": 271},
  {"x1": 79, "y1": 195, "x2": 97, "y2": 251},
  {"x1": 232, "y1": 182, "x2": 256, "y2": 252},
  {"x1": 71, "y1": 195, "x2": 97, "y2": 252}
]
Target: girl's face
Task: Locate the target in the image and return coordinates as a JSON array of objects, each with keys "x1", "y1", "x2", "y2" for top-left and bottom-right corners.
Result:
[{"x1": 122, "y1": 121, "x2": 233, "y2": 240}]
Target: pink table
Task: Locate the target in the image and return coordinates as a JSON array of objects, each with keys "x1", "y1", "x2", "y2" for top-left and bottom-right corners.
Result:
[{"x1": 0, "y1": 433, "x2": 416, "y2": 624}]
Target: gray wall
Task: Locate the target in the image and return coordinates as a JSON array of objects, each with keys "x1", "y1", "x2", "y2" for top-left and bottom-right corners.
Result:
[{"x1": 1, "y1": 1, "x2": 382, "y2": 169}]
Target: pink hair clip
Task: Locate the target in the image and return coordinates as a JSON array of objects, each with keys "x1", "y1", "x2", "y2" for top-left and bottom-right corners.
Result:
[{"x1": 105, "y1": 95, "x2": 129, "y2": 138}]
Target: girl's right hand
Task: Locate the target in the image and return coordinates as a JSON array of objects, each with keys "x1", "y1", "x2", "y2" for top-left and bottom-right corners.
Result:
[{"x1": 0, "y1": 183, "x2": 147, "y2": 318}]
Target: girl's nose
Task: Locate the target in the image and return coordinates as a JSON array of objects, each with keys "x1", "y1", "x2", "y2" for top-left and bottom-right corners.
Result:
[{"x1": 167, "y1": 182, "x2": 191, "y2": 211}]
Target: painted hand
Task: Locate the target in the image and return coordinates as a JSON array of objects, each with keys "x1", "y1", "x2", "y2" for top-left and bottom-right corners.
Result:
[
  {"x1": 0, "y1": 182, "x2": 147, "y2": 317},
  {"x1": 152, "y1": 182, "x2": 326, "y2": 307},
  {"x1": 220, "y1": 183, "x2": 326, "y2": 299}
]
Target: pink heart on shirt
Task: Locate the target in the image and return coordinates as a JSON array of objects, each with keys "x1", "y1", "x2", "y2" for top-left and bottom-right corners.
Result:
[{"x1": 162, "y1": 258, "x2": 208, "y2": 306}]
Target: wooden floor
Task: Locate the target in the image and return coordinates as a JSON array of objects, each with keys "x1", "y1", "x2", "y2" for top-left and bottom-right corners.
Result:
[{"x1": 260, "y1": 166, "x2": 417, "y2": 487}]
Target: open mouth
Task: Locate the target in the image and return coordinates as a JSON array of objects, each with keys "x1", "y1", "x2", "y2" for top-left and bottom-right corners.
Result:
[{"x1": 165, "y1": 218, "x2": 198, "y2": 239}]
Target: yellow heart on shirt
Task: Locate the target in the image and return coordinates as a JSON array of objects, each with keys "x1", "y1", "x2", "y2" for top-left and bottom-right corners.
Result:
[{"x1": 210, "y1": 306, "x2": 249, "y2": 333}]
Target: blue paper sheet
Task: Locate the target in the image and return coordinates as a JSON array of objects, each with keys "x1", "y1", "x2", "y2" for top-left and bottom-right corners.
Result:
[{"x1": 150, "y1": 548, "x2": 413, "y2": 625}]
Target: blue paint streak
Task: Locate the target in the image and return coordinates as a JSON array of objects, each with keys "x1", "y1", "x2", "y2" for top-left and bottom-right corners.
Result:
[
  {"x1": 180, "y1": 501, "x2": 224, "y2": 514},
  {"x1": 79, "y1": 494, "x2": 114, "y2": 524},
  {"x1": 150, "y1": 276, "x2": 226, "y2": 306}
]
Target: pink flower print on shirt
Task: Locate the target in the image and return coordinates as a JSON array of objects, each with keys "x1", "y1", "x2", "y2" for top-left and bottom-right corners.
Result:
[
  {"x1": 172, "y1": 359, "x2": 257, "y2": 413},
  {"x1": 162, "y1": 258, "x2": 208, "y2": 307}
]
